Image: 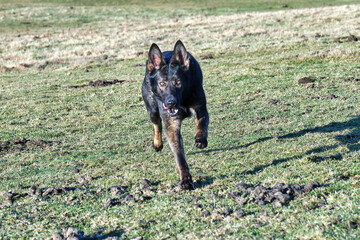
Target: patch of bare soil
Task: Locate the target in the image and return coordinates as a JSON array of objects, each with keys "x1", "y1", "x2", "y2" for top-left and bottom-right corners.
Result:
[
  {"x1": 51, "y1": 227, "x2": 122, "y2": 240},
  {"x1": 347, "y1": 34, "x2": 358, "y2": 42},
  {"x1": 68, "y1": 79, "x2": 124, "y2": 88},
  {"x1": 333, "y1": 34, "x2": 359, "y2": 43},
  {"x1": 232, "y1": 181, "x2": 320, "y2": 208},
  {"x1": 200, "y1": 181, "x2": 321, "y2": 220},
  {"x1": 200, "y1": 55, "x2": 214, "y2": 60},
  {"x1": 4, "y1": 185, "x2": 77, "y2": 205},
  {"x1": 0, "y1": 138, "x2": 55, "y2": 154},
  {"x1": 298, "y1": 77, "x2": 316, "y2": 84},
  {"x1": 104, "y1": 179, "x2": 154, "y2": 208},
  {"x1": 0, "y1": 66, "x2": 20, "y2": 73}
]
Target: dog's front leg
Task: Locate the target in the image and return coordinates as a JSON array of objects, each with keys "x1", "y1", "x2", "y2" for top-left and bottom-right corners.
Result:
[
  {"x1": 192, "y1": 105, "x2": 209, "y2": 149},
  {"x1": 165, "y1": 118, "x2": 194, "y2": 190}
]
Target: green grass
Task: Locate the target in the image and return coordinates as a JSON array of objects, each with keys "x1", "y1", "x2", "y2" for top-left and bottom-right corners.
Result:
[{"x1": 1, "y1": 0, "x2": 360, "y2": 239}]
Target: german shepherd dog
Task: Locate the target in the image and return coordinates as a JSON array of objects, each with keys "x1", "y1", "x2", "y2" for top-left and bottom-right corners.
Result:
[{"x1": 142, "y1": 40, "x2": 209, "y2": 190}]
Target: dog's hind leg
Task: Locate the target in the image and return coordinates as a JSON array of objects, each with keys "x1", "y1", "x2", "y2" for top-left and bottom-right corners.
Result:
[
  {"x1": 150, "y1": 111, "x2": 163, "y2": 152},
  {"x1": 165, "y1": 118, "x2": 194, "y2": 190}
]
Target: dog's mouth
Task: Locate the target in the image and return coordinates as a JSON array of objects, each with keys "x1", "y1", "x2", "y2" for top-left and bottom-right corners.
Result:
[{"x1": 163, "y1": 103, "x2": 179, "y2": 117}]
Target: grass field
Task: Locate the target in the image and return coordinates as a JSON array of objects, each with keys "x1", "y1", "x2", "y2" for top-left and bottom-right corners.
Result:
[{"x1": 1, "y1": 0, "x2": 360, "y2": 239}]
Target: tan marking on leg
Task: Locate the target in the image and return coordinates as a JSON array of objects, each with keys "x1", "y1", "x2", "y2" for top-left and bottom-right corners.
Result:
[{"x1": 153, "y1": 123, "x2": 162, "y2": 149}]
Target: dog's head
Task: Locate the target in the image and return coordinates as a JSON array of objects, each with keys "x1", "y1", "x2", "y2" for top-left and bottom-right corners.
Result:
[{"x1": 147, "y1": 40, "x2": 190, "y2": 117}]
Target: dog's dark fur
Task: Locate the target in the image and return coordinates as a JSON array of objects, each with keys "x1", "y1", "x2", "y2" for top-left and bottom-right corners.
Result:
[{"x1": 142, "y1": 40, "x2": 209, "y2": 190}]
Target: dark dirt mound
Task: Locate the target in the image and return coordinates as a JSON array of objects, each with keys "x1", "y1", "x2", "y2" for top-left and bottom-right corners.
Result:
[
  {"x1": 333, "y1": 34, "x2": 359, "y2": 43},
  {"x1": 231, "y1": 181, "x2": 320, "y2": 207},
  {"x1": 0, "y1": 138, "x2": 55, "y2": 154},
  {"x1": 51, "y1": 226, "x2": 122, "y2": 240},
  {"x1": 3, "y1": 191, "x2": 23, "y2": 204},
  {"x1": 201, "y1": 55, "x2": 214, "y2": 60},
  {"x1": 68, "y1": 79, "x2": 124, "y2": 88},
  {"x1": 298, "y1": 77, "x2": 316, "y2": 84},
  {"x1": 344, "y1": 77, "x2": 360, "y2": 82},
  {"x1": 347, "y1": 34, "x2": 358, "y2": 42}
]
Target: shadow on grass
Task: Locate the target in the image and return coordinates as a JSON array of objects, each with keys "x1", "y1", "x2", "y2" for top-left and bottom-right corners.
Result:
[
  {"x1": 194, "y1": 176, "x2": 214, "y2": 189},
  {"x1": 97, "y1": 229, "x2": 125, "y2": 239},
  {"x1": 193, "y1": 115, "x2": 360, "y2": 175}
]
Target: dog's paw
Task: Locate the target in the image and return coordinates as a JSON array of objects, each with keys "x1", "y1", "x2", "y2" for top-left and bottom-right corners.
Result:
[
  {"x1": 152, "y1": 142, "x2": 163, "y2": 152},
  {"x1": 179, "y1": 179, "x2": 195, "y2": 190},
  {"x1": 195, "y1": 137, "x2": 208, "y2": 149}
]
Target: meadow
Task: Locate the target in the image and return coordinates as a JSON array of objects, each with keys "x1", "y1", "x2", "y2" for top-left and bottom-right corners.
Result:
[{"x1": 0, "y1": 0, "x2": 360, "y2": 239}]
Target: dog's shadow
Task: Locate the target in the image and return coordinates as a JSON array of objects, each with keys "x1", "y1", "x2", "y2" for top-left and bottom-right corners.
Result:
[
  {"x1": 191, "y1": 115, "x2": 360, "y2": 176},
  {"x1": 193, "y1": 176, "x2": 214, "y2": 189}
]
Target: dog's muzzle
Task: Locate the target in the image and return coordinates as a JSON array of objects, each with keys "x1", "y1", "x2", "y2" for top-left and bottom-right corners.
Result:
[{"x1": 163, "y1": 103, "x2": 179, "y2": 117}]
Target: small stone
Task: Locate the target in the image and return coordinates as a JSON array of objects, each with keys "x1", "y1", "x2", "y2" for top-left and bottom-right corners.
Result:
[
  {"x1": 72, "y1": 168, "x2": 80, "y2": 173},
  {"x1": 235, "y1": 197, "x2": 248, "y2": 206},
  {"x1": 124, "y1": 194, "x2": 135, "y2": 202},
  {"x1": 192, "y1": 204, "x2": 203, "y2": 210},
  {"x1": 140, "y1": 178, "x2": 152, "y2": 188},
  {"x1": 1, "y1": 141, "x2": 10, "y2": 147},
  {"x1": 234, "y1": 209, "x2": 246, "y2": 218},
  {"x1": 84, "y1": 174, "x2": 93, "y2": 182},
  {"x1": 62, "y1": 227, "x2": 84, "y2": 239},
  {"x1": 131, "y1": 237, "x2": 143, "y2": 240},
  {"x1": 303, "y1": 181, "x2": 320, "y2": 193},
  {"x1": 104, "y1": 237, "x2": 122, "y2": 240},
  {"x1": 104, "y1": 198, "x2": 119, "y2": 208},
  {"x1": 264, "y1": 196, "x2": 275, "y2": 203},
  {"x1": 273, "y1": 200, "x2": 282, "y2": 208},
  {"x1": 283, "y1": 187, "x2": 294, "y2": 195},
  {"x1": 137, "y1": 220, "x2": 148, "y2": 229},
  {"x1": 108, "y1": 186, "x2": 125, "y2": 196},
  {"x1": 191, "y1": 196, "x2": 202, "y2": 202},
  {"x1": 235, "y1": 182, "x2": 248, "y2": 191},
  {"x1": 51, "y1": 233, "x2": 64, "y2": 240},
  {"x1": 59, "y1": 151, "x2": 69, "y2": 156},
  {"x1": 4, "y1": 191, "x2": 21, "y2": 203},
  {"x1": 257, "y1": 200, "x2": 266, "y2": 205},
  {"x1": 227, "y1": 191, "x2": 241, "y2": 198},
  {"x1": 274, "y1": 192, "x2": 291, "y2": 203},
  {"x1": 207, "y1": 192, "x2": 218, "y2": 199},
  {"x1": 211, "y1": 211, "x2": 224, "y2": 221},
  {"x1": 223, "y1": 208, "x2": 233, "y2": 216},
  {"x1": 201, "y1": 210, "x2": 211, "y2": 217},
  {"x1": 67, "y1": 237, "x2": 80, "y2": 240},
  {"x1": 268, "y1": 99, "x2": 279, "y2": 106},
  {"x1": 273, "y1": 183, "x2": 285, "y2": 190},
  {"x1": 327, "y1": 94, "x2": 337, "y2": 99},
  {"x1": 241, "y1": 192, "x2": 249, "y2": 198},
  {"x1": 96, "y1": 187, "x2": 104, "y2": 195},
  {"x1": 348, "y1": 220, "x2": 359, "y2": 229},
  {"x1": 28, "y1": 185, "x2": 38, "y2": 196},
  {"x1": 347, "y1": 34, "x2": 358, "y2": 42}
]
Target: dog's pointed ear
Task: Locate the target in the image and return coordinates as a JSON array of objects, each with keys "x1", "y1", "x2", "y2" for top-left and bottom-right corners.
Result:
[
  {"x1": 148, "y1": 43, "x2": 165, "y2": 72},
  {"x1": 171, "y1": 40, "x2": 190, "y2": 69}
]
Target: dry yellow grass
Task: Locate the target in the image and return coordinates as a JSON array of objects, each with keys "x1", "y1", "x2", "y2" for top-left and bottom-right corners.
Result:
[{"x1": 1, "y1": 4, "x2": 359, "y2": 72}]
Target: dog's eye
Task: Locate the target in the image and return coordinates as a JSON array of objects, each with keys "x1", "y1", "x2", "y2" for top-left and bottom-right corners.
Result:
[
  {"x1": 159, "y1": 82, "x2": 166, "y2": 86},
  {"x1": 176, "y1": 81, "x2": 181, "y2": 85}
]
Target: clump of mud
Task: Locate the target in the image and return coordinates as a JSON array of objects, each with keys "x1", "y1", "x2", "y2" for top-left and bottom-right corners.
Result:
[
  {"x1": 104, "y1": 179, "x2": 154, "y2": 208},
  {"x1": 51, "y1": 226, "x2": 122, "y2": 240},
  {"x1": 68, "y1": 79, "x2": 124, "y2": 88},
  {"x1": 0, "y1": 138, "x2": 55, "y2": 154},
  {"x1": 231, "y1": 181, "x2": 320, "y2": 208},
  {"x1": 298, "y1": 77, "x2": 316, "y2": 84}
]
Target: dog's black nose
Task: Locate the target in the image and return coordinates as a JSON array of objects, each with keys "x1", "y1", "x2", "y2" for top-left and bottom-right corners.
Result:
[{"x1": 166, "y1": 98, "x2": 177, "y2": 107}]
